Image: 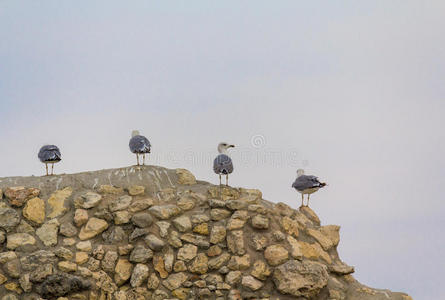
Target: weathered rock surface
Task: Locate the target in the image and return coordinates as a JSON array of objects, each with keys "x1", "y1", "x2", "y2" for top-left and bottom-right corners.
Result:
[{"x1": 0, "y1": 166, "x2": 411, "y2": 300}]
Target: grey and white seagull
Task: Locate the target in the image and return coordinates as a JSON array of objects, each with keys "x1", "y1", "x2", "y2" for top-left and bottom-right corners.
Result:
[
  {"x1": 292, "y1": 169, "x2": 327, "y2": 207},
  {"x1": 38, "y1": 145, "x2": 61, "y2": 176},
  {"x1": 213, "y1": 142, "x2": 235, "y2": 186},
  {"x1": 129, "y1": 130, "x2": 151, "y2": 166}
]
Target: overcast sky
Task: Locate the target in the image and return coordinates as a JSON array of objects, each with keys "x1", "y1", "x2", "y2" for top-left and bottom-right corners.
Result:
[{"x1": 1, "y1": 1, "x2": 445, "y2": 299}]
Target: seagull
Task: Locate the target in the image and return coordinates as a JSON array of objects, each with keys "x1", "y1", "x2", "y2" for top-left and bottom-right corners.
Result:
[
  {"x1": 213, "y1": 142, "x2": 235, "y2": 186},
  {"x1": 292, "y1": 169, "x2": 327, "y2": 207},
  {"x1": 38, "y1": 145, "x2": 61, "y2": 176},
  {"x1": 129, "y1": 130, "x2": 151, "y2": 166}
]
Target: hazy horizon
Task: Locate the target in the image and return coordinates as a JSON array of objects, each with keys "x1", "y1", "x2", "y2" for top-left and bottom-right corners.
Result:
[{"x1": 1, "y1": 1, "x2": 445, "y2": 299}]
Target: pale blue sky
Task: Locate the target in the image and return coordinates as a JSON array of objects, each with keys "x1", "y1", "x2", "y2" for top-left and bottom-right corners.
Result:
[{"x1": 1, "y1": 1, "x2": 445, "y2": 299}]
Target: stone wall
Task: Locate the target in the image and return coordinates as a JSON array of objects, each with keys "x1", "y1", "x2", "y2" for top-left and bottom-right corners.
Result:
[{"x1": 0, "y1": 166, "x2": 412, "y2": 300}]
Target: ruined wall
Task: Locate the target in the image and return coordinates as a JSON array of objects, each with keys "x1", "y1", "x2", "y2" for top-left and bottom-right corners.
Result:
[{"x1": 0, "y1": 166, "x2": 412, "y2": 300}]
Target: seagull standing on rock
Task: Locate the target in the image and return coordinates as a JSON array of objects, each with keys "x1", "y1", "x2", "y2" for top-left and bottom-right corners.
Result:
[
  {"x1": 129, "y1": 130, "x2": 151, "y2": 166},
  {"x1": 213, "y1": 142, "x2": 235, "y2": 186},
  {"x1": 38, "y1": 145, "x2": 61, "y2": 176},
  {"x1": 292, "y1": 169, "x2": 327, "y2": 207}
]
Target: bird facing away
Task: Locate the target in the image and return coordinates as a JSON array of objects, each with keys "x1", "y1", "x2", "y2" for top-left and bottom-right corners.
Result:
[
  {"x1": 38, "y1": 145, "x2": 61, "y2": 176},
  {"x1": 129, "y1": 130, "x2": 151, "y2": 166},
  {"x1": 213, "y1": 142, "x2": 235, "y2": 186},
  {"x1": 292, "y1": 169, "x2": 327, "y2": 207}
]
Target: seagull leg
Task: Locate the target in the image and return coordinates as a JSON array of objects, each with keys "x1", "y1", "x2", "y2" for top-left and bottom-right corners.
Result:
[
  {"x1": 306, "y1": 194, "x2": 310, "y2": 207},
  {"x1": 143, "y1": 154, "x2": 146, "y2": 165},
  {"x1": 51, "y1": 163, "x2": 54, "y2": 175},
  {"x1": 136, "y1": 154, "x2": 139, "y2": 166},
  {"x1": 45, "y1": 163, "x2": 48, "y2": 176},
  {"x1": 226, "y1": 174, "x2": 229, "y2": 186},
  {"x1": 300, "y1": 194, "x2": 304, "y2": 208},
  {"x1": 219, "y1": 174, "x2": 222, "y2": 200}
]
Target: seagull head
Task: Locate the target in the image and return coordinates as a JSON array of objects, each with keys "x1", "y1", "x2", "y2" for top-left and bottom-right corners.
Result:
[
  {"x1": 297, "y1": 169, "x2": 305, "y2": 177},
  {"x1": 218, "y1": 142, "x2": 235, "y2": 154},
  {"x1": 131, "y1": 130, "x2": 140, "y2": 138}
]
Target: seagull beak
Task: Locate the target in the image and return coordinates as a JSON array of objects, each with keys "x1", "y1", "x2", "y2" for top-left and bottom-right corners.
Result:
[{"x1": 229, "y1": 144, "x2": 235, "y2": 148}]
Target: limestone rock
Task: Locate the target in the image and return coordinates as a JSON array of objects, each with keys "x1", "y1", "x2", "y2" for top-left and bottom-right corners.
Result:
[
  {"x1": 280, "y1": 216, "x2": 299, "y2": 237},
  {"x1": 59, "y1": 222, "x2": 77, "y2": 237},
  {"x1": 298, "y1": 241, "x2": 332, "y2": 264},
  {"x1": 225, "y1": 271, "x2": 242, "y2": 285},
  {"x1": 4, "y1": 187, "x2": 40, "y2": 207},
  {"x1": 210, "y1": 225, "x2": 226, "y2": 244},
  {"x1": 227, "y1": 230, "x2": 245, "y2": 255},
  {"x1": 113, "y1": 210, "x2": 131, "y2": 224},
  {"x1": 227, "y1": 254, "x2": 250, "y2": 271},
  {"x1": 55, "y1": 247, "x2": 74, "y2": 260},
  {"x1": 7, "y1": 233, "x2": 36, "y2": 250},
  {"x1": 147, "y1": 273, "x2": 160, "y2": 290},
  {"x1": 241, "y1": 275, "x2": 263, "y2": 291},
  {"x1": 163, "y1": 272, "x2": 188, "y2": 290},
  {"x1": 193, "y1": 222, "x2": 209, "y2": 235},
  {"x1": 207, "y1": 245, "x2": 222, "y2": 257},
  {"x1": 156, "y1": 221, "x2": 171, "y2": 238},
  {"x1": 251, "y1": 214, "x2": 269, "y2": 229},
  {"x1": 74, "y1": 209, "x2": 89, "y2": 227},
  {"x1": 307, "y1": 227, "x2": 334, "y2": 251},
  {"x1": 78, "y1": 218, "x2": 108, "y2": 240},
  {"x1": 22, "y1": 197, "x2": 45, "y2": 224},
  {"x1": 176, "y1": 169, "x2": 197, "y2": 185},
  {"x1": 210, "y1": 208, "x2": 231, "y2": 221},
  {"x1": 191, "y1": 214, "x2": 210, "y2": 224},
  {"x1": 109, "y1": 195, "x2": 132, "y2": 212},
  {"x1": 114, "y1": 259, "x2": 133, "y2": 286},
  {"x1": 75, "y1": 252, "x2": 89, "y2": 264},
  {"x1": 102, "y1": 251, "x2": 118, "y2": 272},
  {"x1": 19, "y1": 273, "x2": 32, "y2": 292},
  {"x1": 177, "y1": 195, "x2": 196, "y2": 211},
  {"x1": 131, "y1": 212, "x2": 153, "y2": 228},
  {"x1": 76, "y1": 241, "x2": 92, "y2": 253},
  {"x1": 128, "y1": 185, "x2": 145, "y2": 196},
  {"x1": 177, "y1": 244, "x2": 198, "y2": 261},
  {"x1": 226, "y1": 200, "x2": 248, "y2": 210},
  {"x1": 36, "y1": 219, "x2": 59, "y2": 246},
  {"x1": 250, "y1": 233, "x2": 268, "y2": 251},
  {"x1": 250, "y1": 260, "x2": 272, "y2": 280},
  {"x1": 98, "y1": 185, "x2": 123, "y2": 195},
  {"x1": 47, "y1": 187, "x2": 73, "y2": 218},
  {"x1": 130, "y1": 264, "x2": 149, "y2": 287},
  {"x1": 102, "y1": 226, "x2": 126, "y2": 243},
  {"x1": 299, "y1": 206, "x2": 321, "y2": 225},
  {"x1": 145, "y1": 234, "x2": 165, "y2": 251},
  {"x1": 208, "y1": 252, "x2": 231, "y2": 270},
  {"x1": 129, "y1": 245, "x2": 153, "y2": 263},
  {"x1": 273, "y1": 260, "x2": 329, "y2": 298},
  {"x1": 128, "y1": 197, "x2": 154, "y2": 213},
  {"x1": 58, "y1": 261, "x2": 77, "y2": 272},
  {"x1": 189, "y1": 253, "x2": 208, "y2": 274},
  {"x1": 74, "y1": 192, "x2": 102, "y2": 209},
  {"x1": 287, "y1": 235, "x2": 303, "y2": 259},
  {"x1": 4, "y1": 258, "x2": 21, "y2": 278},
  {"x1": 149, "y1": 205, "x2": 181, "y2": 220},
  {"x1": 173, "y1": 215, "x2": 192, "y2": 232},
  {"x1": 321, "y1": 225, "x2": 341, "y2": 247},
  {"x1": 264, "y1": 245, "x2": 288, "y2": 266},
  {"x1": 15, "y1": 219, "x2": 34, "y2": 234},
  {"x1": 153, "y1": 254, "x2": 168, "y2": 279},
  {"x1": 0, "y1": 207, "x2": 20, "y2": 231}
]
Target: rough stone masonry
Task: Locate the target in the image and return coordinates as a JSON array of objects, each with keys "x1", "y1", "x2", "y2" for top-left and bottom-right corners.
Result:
[{"x1": 0, "y1": 166, "x2": 412, "y2": 300}]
